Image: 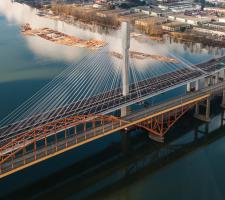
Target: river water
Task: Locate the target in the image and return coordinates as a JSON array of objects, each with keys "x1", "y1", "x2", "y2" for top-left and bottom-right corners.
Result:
[{"x1": 0, "y1": 1, "x2": 225, "y2": 199}]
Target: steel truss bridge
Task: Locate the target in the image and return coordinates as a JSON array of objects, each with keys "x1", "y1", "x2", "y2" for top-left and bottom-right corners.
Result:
[{"x1": 0, "y1": 54, "x2": 225, "y2": 178}]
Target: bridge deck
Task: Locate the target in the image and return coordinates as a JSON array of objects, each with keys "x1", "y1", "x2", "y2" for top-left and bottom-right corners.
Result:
[
  {"x1": 0, "y1": 56, "x2": 225, "y2": 146},
  {"x1": 0, "y1": 89, "x2": 212, "y2": 178}
]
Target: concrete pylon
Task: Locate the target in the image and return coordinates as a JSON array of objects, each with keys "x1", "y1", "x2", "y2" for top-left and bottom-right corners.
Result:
[
  {"x1": 121, "y1": 22, "x2": 130, "y2": 117},
  {"x1": 121, "y1": 22, "x2": 130, "y2": 96}
]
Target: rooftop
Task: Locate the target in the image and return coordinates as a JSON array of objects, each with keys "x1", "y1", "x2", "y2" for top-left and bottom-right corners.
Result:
[{"x1": 169, "y1": 13, "x2": 212, "y2": 21}]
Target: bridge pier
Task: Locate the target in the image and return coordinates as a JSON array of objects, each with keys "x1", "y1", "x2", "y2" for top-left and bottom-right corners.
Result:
[
  {"x1": 195, "y1": 102, "x2": 199, "y2": 116},
  {"x1": 186, "y1": 82, "x2": 191, "y2": 93},
  {"x1": 204, "y1": 77, "x2": 209, "y2": 87},
  {"x1": 221, "y1": 110, "x2": 225, "y2": 128},
  {"x1": 195, "y1": 77, "x2": 205, "y2": 114},
  {"x1": 223, "y1": 68, "x2": 225, "y2": 80},
  {"x1": 221, "y1": 89, "x2": 225, "y2": 108},
  {"x1": 218, "y1": 69, "x2": 225, "y2": 81},
  {"x1": 214, "y1": 72, "x2": 219, "y2": 84},
  {"x1": 121, "y1": 107, "x2": 129, "y2": 117},
  {"x1": 204, "y1": 76, "x2": 213, "y2": 87},
  {"x1": 195, "y1": 79, "x2": 200, "y2": 91},
  {"x1": 206, "y1": 98, "x2": 211, "y2": 121},
  {"x1": 194, "y1": 96, "x2": 211, "y2": 122}
]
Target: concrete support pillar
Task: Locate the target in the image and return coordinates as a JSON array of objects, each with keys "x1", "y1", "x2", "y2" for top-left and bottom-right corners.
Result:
[
  {"x1": 195, "y1": 103, "x2": 199, "y2": 115},
  {"x1": 204, "y1": 77, "x2": 209, "y2": 87},
  {"x1": 221, "y1": 89, "x2": 225, "y2": 108},
  {"x1": 186, "y1": 82, "x2": 191, "y2": 92},
  {"x1": 214, "y1": 72, "x2": 219, "y2": 84},
  {"x1": 121, "y1": 107, "x2": 128, "y2": 117},
  {"x1": 222, "y1": 69, "x2": 225, "y2": 80},
  {"x1": 218, "y1": 70, "x2": 222, "y2": 80},
  {"x1": 204, "y1": 77, "x2": 208, "y2": 88},
  {"x1": 194, "y1": 97, "x2": 211, "y2": 122},
  {"x1": 206, "y1": 97, "x2": 210, "y2": 121},
  {"x1": 195, "y1": 79, "x2": 199, "y2": 91},
  {"x1": 209, "y1": 76, "x2": 213, "y2": 86},
  {"x1": 221, "y1": 110, "x2": 225, "y2": 128}
]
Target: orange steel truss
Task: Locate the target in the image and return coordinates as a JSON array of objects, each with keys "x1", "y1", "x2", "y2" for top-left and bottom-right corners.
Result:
[
  {"x1": 0, "y1": 114, "x2": 120, "y2": 162},
  {"x1": 0, "y1": 94, "x2": 209, "y2": 178},
  {"x1": 138, "y1": 106, "x2": 191, "y2": 142}
]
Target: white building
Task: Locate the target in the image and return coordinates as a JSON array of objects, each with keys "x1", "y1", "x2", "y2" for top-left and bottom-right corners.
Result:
[
  {"x1": 157, "y1": 0, "x2": 195, "y2": 13},
  {"x1": 93, "y1": 3, "x2": 103, "y2": 8},
  {"x1": 167, "y1": 14, "x2": 211, "y2": 25},
  {"x1": 219, "y1": 18, "x2": 225, "y2": 23}
]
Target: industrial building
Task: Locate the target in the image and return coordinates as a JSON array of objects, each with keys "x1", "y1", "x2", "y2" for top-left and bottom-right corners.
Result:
[
  {"x1": 162, "y1": 21, "x2": 191, "y2": 31},
  {"x1": 157, "y1": 0, "x2": 195, "y2": 13},
  {"x1": 133, "y1": 6, "x2": 170, "y2": 17}
]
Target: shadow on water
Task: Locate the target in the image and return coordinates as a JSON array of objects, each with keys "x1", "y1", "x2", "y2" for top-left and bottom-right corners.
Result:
[{"x1": 2, "y1": 97, "x2": 225, "y2": 200}]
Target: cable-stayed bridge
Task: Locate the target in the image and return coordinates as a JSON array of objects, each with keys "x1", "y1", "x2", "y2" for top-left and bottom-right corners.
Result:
[{"x1": 1, "y1": 22, "x2": 225, "y2": 178}]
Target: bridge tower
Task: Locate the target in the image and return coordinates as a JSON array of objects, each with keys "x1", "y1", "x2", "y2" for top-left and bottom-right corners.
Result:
[
  {"x1": 121, "y1": 21, "x2": 130, "y2": 96},
  {"x1": 121, "y1": 22, "x2": 130, "y2": 117}
]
